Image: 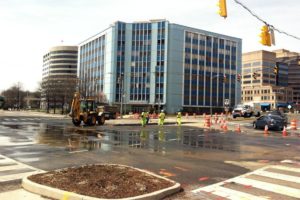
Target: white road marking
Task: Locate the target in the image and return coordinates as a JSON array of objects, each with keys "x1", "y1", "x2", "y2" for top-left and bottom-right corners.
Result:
[
  {"x1": 0, "y1": 164, "x2": 26, "y2": 171},
  {"x1": 232, "y1": 177, "x2": 300, "y2": 198},
  {"x1": 192, "y1": 164, "x2": 300, "y2": 199},
  {"x1": 0, "y1": 155, "x2": 44, "y2": 183},
  {"x1": 0, "y1": 171, "x2": 41, "y2": 182},
  {"x1": 68, "y1": 149, "x2": 89, "y2": 154},
  {"x1": 270, "y1": 165, "x2": 300, "y2": 173},
  {"x1": 254, "y1": 170, "x2": 300, "y2": 183},
  {"x1": 199, "y1": 185, "x2": 268, "y2": 200}
]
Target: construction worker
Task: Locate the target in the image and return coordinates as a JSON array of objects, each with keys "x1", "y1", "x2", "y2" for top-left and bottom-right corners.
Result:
[
  {"x1": 158, "y1": 110, "x2": 165, "y2": 126},
  {"x1": 140, "y1": 111, "x2": 146, "y2": 127},
  {"x1": 176, "y1": 111, "x2": 182, "y2": 126},
  {"x1": 145, "y1": 111, "x2": 150, "y2": 124}
]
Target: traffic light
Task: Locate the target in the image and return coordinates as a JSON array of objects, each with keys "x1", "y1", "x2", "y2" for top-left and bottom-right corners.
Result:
[
  {"x1": 273, "y1": 66, "x2": 278, "y2": 75},
  {"x1": 218, "y1": 0, "x2": 227, "y2": 18},
  {"x1": 237, "y1": 73, "x2": 241, "y2": 82},
  {"x1": 260, "y1": 25, "x2": 271, "y2": 46},
  {"x1": 252, "y1": 72, "x2": 258, "y2": 80}
]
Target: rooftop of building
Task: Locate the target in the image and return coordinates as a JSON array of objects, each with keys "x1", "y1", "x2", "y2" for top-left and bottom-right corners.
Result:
[{"x1": 79, "y1": 19, "x2": 242, "y2": 46}]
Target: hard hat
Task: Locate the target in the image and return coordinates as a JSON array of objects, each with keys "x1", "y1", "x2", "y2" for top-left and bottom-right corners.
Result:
[{"x1": 161, "y1": 110, "x2": 164, "y2": 113}]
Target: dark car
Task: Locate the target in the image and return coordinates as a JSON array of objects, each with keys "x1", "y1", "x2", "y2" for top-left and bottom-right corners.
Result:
[
  {"x1": 253, "y1": 115, "x2": 286, "y2": 131},
  {"x1": 268, "y1": 110, "x2": 288, "y2": 124}
]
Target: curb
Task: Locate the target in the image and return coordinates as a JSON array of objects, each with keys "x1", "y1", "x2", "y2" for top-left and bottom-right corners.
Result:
[{"x1": 22, "y1": 164, "x2": 181, "y2": 200}]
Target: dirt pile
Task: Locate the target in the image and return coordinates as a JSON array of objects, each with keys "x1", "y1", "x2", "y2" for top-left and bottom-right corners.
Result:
[{"x1": 28, "y1": 164, "x2": 175, "y2": 199}]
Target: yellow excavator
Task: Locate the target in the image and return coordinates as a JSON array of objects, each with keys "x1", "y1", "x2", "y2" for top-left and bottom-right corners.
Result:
[{"x1": 69, "y1": 92, "x2": 105, "y2": 126}]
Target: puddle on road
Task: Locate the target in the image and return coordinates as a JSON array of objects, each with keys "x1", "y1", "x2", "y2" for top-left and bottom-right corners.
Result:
[
  {"x1": 0, "y1": 121, "x2": 241, "y2": 154},
  {"x1": 35, "y1": 125, "x2": 241, "y2": 153}
]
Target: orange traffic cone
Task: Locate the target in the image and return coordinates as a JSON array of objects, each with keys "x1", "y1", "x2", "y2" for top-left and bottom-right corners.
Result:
[
  {"x1": 223, "y1": 122, "x2": 228, "y2": 131},
  {"x1": 264, "y1": 125, "x2": 269, "y2": 135},
  {"x1": 235, "y1": 124, "x2": 241, "y2": 133},
  {"x1": 282, "y1": 126, "x2": 288, "y2": 137},
  {"x1": 220, "y1": 120, "x2": 224, "y2": 129}
]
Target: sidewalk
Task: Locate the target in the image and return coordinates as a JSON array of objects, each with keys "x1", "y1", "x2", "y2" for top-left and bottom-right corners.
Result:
[{"x1": 0, "y1": 110, "x2": 68, "y2": 119}]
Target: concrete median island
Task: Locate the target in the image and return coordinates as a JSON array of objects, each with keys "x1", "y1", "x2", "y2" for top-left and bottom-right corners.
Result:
[{"x1": 22, "y1": 164, "x2": 181, "y2": 200}]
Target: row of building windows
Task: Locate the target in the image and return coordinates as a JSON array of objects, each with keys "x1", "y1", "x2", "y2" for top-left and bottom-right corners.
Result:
[
  {"x1": 79, "y1": 35, "x2": 106, "y2": 100},
  {"x1": 43, "y1": 50, "x2": 78, "y2": 59},
  {"x1": 243, "y1": 96, "x2": 285, "y2": 102},
  {"x1": 130, "y1": 22, "x2": 154, "y2": 101},
  {"x1": 184, "y1": 31, "x2": 237, "y2": 107},
  {"x1": 243, "y1": 61, "x2": 275, "y2": 68}
]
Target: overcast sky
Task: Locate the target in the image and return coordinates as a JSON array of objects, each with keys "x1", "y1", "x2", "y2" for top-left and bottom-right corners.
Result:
[{"x1": 0, "y1": 0, "x2": 299, "y2": 92}]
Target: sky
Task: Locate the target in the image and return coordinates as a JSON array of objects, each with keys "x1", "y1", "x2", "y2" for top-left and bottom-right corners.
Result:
[{"x1": 0, "y1": 0, "x2": 299, "y2": 92}]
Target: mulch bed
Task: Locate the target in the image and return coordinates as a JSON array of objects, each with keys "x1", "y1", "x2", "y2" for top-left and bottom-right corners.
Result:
[{"x1": 28, "y1": 164, "x2": 175, "y2": 199}]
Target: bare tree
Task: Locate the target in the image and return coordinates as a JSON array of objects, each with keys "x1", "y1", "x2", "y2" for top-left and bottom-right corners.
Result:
[
  {"x1": 42, "y1": 77, "x2": 77, "y2": 114},
  {"x1": 1, "y1": 82, "x2": 25, "y2": 110}
]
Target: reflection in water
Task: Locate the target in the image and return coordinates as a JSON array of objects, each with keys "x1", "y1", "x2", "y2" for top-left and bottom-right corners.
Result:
[
  {"x1": 37, "y1": 124, "x2": 104, "y2": 152},
  {"x1": 181, "y1": 131, "x2": 239, "y2": 152},
  {"x1": 36, "y1": 124, "x2": 240, "y2": 154}
]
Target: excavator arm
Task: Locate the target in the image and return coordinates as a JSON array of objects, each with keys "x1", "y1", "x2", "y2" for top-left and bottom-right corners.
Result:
[{"x1": 69, "y1": 92, "x2": 81, "y2": 124}]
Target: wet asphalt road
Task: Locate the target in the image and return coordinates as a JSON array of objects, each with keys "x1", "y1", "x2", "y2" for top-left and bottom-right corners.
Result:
[{"x1": 1, "y1": 111, "x2": 300, "y2": 196}]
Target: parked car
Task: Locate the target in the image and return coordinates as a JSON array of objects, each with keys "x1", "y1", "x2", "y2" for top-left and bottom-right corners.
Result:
[{"x1": 253, "y1": 115, "x2": 286, "y2": 131}]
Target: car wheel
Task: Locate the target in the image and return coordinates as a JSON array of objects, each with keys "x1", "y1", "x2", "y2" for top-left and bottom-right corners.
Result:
[
  {"x1": 89, "y1": 116, "x2": 96, "y2": 126},
  {"x1": 72, "y1": 119, "x2": 81, "y2": 126},
  {"x1": 98, "y1": 116, "x2": 105, "y2": 125}
]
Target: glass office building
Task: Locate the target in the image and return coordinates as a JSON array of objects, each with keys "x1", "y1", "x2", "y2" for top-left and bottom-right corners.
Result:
[{"x1": 78, "y1": 20, "x2": 242, "y2": 113}]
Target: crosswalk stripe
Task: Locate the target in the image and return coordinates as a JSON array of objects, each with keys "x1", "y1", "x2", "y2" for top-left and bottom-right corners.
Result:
[
  {"x1": 254, "y1": 170, "x2": 300, "y2": 184},
  {"x1": 0, "y1": 155, "x2": 40, "y2": 171},
  {"x1": 270, "y1": 165, "x2": 300, "y2": 173},
  {"x1": 1, "y1": 142, "x2": 35, "y2": 146},
  {"x1": 0, "y1": 164, "x2": 26, "y2": 172},
  {"x1": 199, "y1": 185, "x2": 268, "y2": 200},
  {"x1": 0, "y1": 159, "x2": 15, "y2": 166},
  {"x1": 232, "y1": 177, "x2": 300, "y2": 198},
  {"x1": 0, "y1": 171, "x2": 40, "y2": 182}
]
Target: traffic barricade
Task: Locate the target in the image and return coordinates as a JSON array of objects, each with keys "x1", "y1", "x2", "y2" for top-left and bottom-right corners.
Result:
[
  {"x1": 291, "y1": 119, "x2": 297, "y2": 130},
  {"x1": 204, "y1": 117, "x2": 211, "y2": 128}
]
